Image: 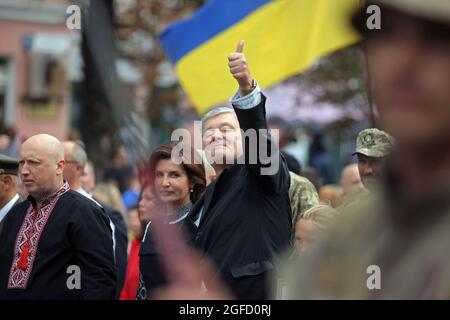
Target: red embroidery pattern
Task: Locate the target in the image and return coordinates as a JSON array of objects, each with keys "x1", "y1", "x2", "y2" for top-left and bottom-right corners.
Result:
[{"x1": 8, "y1": 182, "x2": 70, "y2": 289}]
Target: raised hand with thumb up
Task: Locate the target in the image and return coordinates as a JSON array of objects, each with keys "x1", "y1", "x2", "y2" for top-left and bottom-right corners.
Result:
[{"x1": 228, "y1": 40, "x2": 255, "y2": 97}]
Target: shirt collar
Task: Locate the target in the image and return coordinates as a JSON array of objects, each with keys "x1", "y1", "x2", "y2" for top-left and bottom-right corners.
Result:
[
  {"x1": 0, "y1": 193, "x2": 19, "y2": 223},
  {"x1": 168, "y1": 202, "x2": 192, "y2": 224},
  {"x1": 76, "y1": 187, "x2": 102, "y2": 208},
  {"x1": 27, "y1": 181, "x2": 70, "y2": 209}
]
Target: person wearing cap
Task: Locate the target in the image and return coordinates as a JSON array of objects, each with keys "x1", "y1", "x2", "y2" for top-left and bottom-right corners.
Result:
[
  {"x1": 0, "y1": 154, "x2": 21, "y2": 237},
  {"x1": 353, "y1": 128, "x2": 394, "y2": 191},
  {"x1": 279, "y1": 0, "x2": 450, "y2": 299}
]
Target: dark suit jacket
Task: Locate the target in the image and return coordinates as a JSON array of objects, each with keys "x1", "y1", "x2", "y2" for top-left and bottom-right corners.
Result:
[
  {"x1": 139, "y1": 214, "x2": 197, "y2": 298},
  {"x1": 100, "y1": 202, "x2": 128, "y2": 299},
  {"x1": 189, "y1": 95, "x2": 292, "y2": 299},
  {"x1": 0, "y1": 196, "x2": 22, "y2": 238}
]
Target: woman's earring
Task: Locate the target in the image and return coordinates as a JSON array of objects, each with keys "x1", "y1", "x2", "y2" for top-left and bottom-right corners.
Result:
[{"x1": 190, "y1": 187, "x2": 194, "y2": 193}]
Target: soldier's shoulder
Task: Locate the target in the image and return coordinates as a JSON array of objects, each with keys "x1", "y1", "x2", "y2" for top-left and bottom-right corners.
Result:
[{"x1": 289, "y1": 172, "x2": 317, "y2": 192}]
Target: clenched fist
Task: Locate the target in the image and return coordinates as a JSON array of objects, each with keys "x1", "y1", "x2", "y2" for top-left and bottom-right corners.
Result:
[{"x1": 228, "y1": 40, "x2": 255, "y2": 97}]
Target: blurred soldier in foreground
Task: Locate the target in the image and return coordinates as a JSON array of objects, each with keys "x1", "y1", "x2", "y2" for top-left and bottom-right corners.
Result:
[{"x1": 282, "y1": 0, "x2": 450, "y2": 299}]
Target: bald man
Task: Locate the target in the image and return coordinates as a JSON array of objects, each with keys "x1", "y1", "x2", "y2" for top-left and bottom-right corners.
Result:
[
  {"x1": 0, "y1": 134, "x2": 116, "y2": 299},
  {"x1": 340, "y1": 164, "x2": 366, "y2": 199}
]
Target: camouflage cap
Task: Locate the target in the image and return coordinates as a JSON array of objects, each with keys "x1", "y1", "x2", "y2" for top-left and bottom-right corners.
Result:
[
  {"x1": 353, "y1": 128, "x2": 394, "y2": 158},
  {"x1": 373, "y1": 0, "x2": 450, "y2": 25},
  {"x1": 0, "y1": 153, "x2": 19, "y2": 176}
]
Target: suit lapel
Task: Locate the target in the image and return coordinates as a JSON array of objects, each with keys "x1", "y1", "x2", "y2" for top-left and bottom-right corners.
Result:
[
  {"x1": 13, "y1": 197, "x2": 22, "y2": 207},
  {"x1": 201, "y1": 170, "x2": 225, "y2": 219},
  {"x1": 188, "y1": 171, "x2": 225, "y2": 227},
  {"x1": 188, "y1": 191, "x2": 205, "y2": 220}
]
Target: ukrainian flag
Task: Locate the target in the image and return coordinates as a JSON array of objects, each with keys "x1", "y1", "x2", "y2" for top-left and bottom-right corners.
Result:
[{"x1": 159, "y1": 0, "x2": 360, "y2": 114}]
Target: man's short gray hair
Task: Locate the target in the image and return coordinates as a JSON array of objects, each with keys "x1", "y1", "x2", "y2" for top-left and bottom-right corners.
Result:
[
  {"x1": 201, "y1": 106, "x2": 235, "y2": 128},
  {"x1": 72, "y1": 142, "x2": 87, "y2": 167}
]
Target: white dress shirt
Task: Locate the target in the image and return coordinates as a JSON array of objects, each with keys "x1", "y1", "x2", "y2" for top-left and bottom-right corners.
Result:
[{"x1": 0, "y1": 193, "x2": 19, "y2": 223}]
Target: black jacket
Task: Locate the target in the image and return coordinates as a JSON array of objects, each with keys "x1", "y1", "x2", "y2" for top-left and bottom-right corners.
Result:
[
  {"x1": 189, "y1": 95, "x2": 292, "y2": 299},
  {"x1": 100, "y1": 203, "x2": 128, "y2": 298},
  {"x1": 139, "y1": 204, "x2": 197, "y2": 299}
]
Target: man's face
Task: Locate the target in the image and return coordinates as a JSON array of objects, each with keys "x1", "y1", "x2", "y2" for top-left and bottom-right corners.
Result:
[
  {"x1": 367, "y1": 9, "x2": 450, "y2": 148},
  {"x1": 0, "y1": 175, "x2": 13, "y2": 204},
  {"x1": 63, "y1": 145, "x2": 83, "y2": 187},
  {"x1": 202, "y1": 112, "x2": 243, "y2": 166},
  {"x1": 357, "y1": 154, "x2": 385, "y2": 190},
  {"x1": 340, "y1": 164, "x2": 365, "y2": 196},
  {"x1": 19, "y1": 144, "x2": 62, "y2": 199},
  {"x1": 80, "y1": 163, "x2": 95, "y2": 193}
]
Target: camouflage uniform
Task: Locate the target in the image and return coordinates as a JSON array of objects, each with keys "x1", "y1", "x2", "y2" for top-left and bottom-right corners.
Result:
[{"x1": 289, "y1": 172, "x2": 319, "y2": 234}]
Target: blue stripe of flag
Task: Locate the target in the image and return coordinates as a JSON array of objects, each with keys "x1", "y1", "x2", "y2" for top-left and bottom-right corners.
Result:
[{"x1": 159, "y1": 0, "x2": 271, "y2": 64}]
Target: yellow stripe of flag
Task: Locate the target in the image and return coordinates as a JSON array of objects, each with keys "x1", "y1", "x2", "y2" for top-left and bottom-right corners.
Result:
[{"x1": 175, "y1": 0, "x2": 360, "y2": 114}]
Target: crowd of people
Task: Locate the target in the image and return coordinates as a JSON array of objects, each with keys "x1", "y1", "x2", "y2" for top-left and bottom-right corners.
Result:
[{"x1": 0, "y1": 0, "x2": 449, "y2": 299}]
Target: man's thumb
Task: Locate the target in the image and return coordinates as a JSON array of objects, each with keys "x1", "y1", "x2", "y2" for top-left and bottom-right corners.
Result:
[{"x1": 236, "y1": 40, "x2": 245, "y2": 53}]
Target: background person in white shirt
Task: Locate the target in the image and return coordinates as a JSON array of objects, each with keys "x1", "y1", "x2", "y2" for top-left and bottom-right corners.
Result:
[
  {"x1": 0, "y1": 153, "x2": 21, "y2": 237},
  {"x1": 62, "y1": 140, "x2": 129, "y2": 298}
]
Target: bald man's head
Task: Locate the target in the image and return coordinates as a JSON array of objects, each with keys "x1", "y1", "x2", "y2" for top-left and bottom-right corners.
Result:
[
  {"x1": 340, "y1": 163, "x2": 365, "y2": 197},
  {"x1": 22, "y1": 134, "x2": 64, "y2": 162},
  {"x1": 19, "y1": 134, "x2": 66, "y2": 202}
]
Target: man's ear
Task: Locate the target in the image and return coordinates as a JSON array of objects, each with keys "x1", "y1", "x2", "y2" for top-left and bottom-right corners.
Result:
[
  {"x1": 0, "y1": 175, "x2": 7, "y2": 189},
  {"x1": 56, "y1": 159, "x2": 66, "y2": 175},
  {"x1": 4, "y1": 175, "x2": 13, "y2": 187}
]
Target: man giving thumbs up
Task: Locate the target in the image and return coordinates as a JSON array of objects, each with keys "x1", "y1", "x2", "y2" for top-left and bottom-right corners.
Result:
[{"x1": 187, "y1": 40, "x2": 292, "y2": 299}]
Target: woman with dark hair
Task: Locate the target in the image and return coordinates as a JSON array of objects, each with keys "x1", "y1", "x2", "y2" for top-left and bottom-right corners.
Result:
[{"x1": 137, "y1": 143, "x2": 206, "y2": 299}]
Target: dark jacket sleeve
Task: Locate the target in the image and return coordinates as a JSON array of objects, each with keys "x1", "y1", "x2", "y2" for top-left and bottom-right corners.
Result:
[
  {"x1": 139, "y1": 218, "x2": 197, "y2": 298},
  {"x1": 233, "y1": 93, "x2": 290, "y2": 195},
  {"x1": 70, "y1": 203, "x2": 117, "y2": 299},
  {"x1": 139, "y1": 227, "x2": 166, "y2": 297},
  {"x1": 104, "y1": 206, "x2": 128, "y2": 298}
]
